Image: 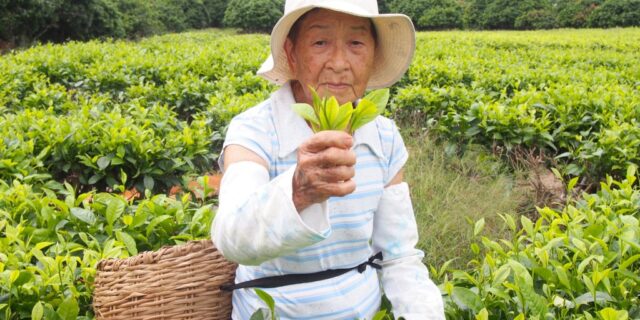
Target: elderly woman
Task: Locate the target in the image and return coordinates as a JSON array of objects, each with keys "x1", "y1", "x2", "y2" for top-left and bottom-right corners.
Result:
[{"x1": 212, "y1": 0, "x2": 445, "y2": 319}]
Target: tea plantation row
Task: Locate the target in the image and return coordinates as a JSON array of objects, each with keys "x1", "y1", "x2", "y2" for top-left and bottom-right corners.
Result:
[{"x1": 1, "y1": 29, "x2": 639, "y2": 319}]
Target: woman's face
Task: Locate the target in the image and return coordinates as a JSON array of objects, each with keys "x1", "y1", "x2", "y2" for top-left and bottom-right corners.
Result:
[{"x1": 285, "y1": 9, "x2": 376, "y2": 105}]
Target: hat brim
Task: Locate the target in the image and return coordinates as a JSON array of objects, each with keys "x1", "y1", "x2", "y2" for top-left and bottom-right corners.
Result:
[{"x1": 257, "y1": 3, "x2": 415, "y2": 89}]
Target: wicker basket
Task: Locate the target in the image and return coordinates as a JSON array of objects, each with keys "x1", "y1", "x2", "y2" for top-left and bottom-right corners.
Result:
[{"x1": 93, "y1": 240, "x2": 237, "y2": 320}]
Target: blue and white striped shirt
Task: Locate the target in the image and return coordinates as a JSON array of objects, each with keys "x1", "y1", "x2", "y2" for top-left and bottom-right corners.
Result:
[{"x1": 213, "y1": 82, "x2": 429, "y2": 320}]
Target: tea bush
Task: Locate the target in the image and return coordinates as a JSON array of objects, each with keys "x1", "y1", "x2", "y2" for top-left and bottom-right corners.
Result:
[
  {"x1": 1, "y1": 104, "x2": 217, "y2": 193},
  {"x1": 0, "y1": 178, "x2": 215, "y2": 319},
  {"x1": 0, "y1": 30, "x2": 274, "y2": 192},
  {"x1": 393, "y1": 29, "x2": 640, "y2": 183},
  {"x1": 436, "y1": 165, "x2": 640, "y2": 319}
]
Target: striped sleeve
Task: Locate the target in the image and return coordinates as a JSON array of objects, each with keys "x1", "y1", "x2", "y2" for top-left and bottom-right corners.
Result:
[
  {"x1": 382, "y1": 119, "x2": 409, "y2": 185},
  {"x1": 218, "y1": 103, "x2": 273, "y2": 171}
]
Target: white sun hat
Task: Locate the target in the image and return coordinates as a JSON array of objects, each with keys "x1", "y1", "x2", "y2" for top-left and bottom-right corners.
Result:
[{"x1": 257, "y1": 0, "x2": 416, "y2": 89}]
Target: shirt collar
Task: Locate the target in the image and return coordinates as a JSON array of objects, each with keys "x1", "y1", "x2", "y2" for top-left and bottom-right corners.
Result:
[{"x1": 272, "y1": 82, "x2": 385, "y2": 159}]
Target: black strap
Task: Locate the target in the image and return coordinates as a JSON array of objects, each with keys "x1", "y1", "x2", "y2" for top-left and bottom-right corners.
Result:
[{"x1": 221, "y1": 252, "x2": 383, "y2": 291}]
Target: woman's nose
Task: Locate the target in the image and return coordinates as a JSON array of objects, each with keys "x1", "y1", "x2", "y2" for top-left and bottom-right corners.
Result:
[{"x1": 326, "y1": 44, "x2": 349, "y2": 73}]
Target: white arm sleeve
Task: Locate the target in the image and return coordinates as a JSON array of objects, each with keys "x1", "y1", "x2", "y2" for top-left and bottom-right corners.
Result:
[
  {"x1": 372, "y1": 182, "x2": 445, "y2": 319},
  {"x1": 211, "y1": 161, "x2": 331, "y2": 266}
]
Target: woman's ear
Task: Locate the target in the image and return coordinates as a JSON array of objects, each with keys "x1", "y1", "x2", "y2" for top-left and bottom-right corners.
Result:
[{"x1": 284, "y1": 38, "x2": 297, "y2": 75}]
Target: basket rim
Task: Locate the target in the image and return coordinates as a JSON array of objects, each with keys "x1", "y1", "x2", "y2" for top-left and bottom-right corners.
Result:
[{"x1": 96, "y1": 239, "x2": 227, "y2": 271}]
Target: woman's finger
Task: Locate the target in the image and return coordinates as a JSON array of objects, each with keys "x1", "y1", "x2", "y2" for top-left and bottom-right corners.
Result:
[{"x1": 301, "y1": 131, "x2": 353, "y2": 153}]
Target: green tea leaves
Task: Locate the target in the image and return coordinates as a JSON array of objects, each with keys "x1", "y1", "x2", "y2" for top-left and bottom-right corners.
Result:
[
  {"x1": 56, "y1": 298, "x2": 79, "y2": 320},
  {"x1": 291, "y1": 86, "x2": 390, "y2": 134},
  {"x1": 364, "y1": 88, "x2": 390, "y2": 115},
  {"x1": 254, "y1": 289, "x2": 278, "y2": 320},
  {"x1": 292, "y1": 103, "x2": 319, "y2": 126},
  {"x1": 70, "y1": 208, "x2": 96, "y2": 225}
]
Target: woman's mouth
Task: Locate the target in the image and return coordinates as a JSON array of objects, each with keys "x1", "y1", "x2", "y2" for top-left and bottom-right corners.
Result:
[{"x1": 324, "y1": 83, "x2": 350, "y2": 92}]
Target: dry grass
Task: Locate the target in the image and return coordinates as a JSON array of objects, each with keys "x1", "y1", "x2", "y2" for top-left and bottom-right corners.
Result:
[{"x1": 403, "y1": 131, "x2": 531, "y2": 270}]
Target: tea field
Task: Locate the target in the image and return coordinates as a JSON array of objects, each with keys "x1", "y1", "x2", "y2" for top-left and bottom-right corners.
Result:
[{"x1": 1, "y1": 28, "x2": 639, "y2": 319}]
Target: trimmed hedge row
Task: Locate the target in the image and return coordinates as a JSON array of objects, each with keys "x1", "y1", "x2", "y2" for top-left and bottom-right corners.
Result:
[
  {"x1": 394, "y1": 29, "x2": 640, "y2": 184},
  {"x1": 0, "y1": 30, "x2": 273, "y2": 193}
]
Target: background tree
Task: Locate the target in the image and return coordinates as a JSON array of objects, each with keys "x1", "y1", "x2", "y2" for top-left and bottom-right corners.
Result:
[
  {"x1": 588, "y1": 0, "x2": 640, "y2": 27},
  {"x1": 0, "y1": 0, "x2": 64, "y2": 46},
  {"x1": 378, "y1": 0, "x2": 391, "y2": 13},
  {"x1": 223, "y1": 0, "x2": 284, "y2": 33},
  {"x1": 390, "y1": 0, "x2": 464, "y2": 30},
  {"x1": 480, "y1": 0, "x2": 551, "y2": 29},
  {"x1": 515, "y1": 9, "x2": 558, "y2": 29},
  {"x1": 418, "y1": 0, "x2": 464, "y2": 30},
  {"x1": 555, "y1": 0, "x2": 602, "y2": 28}
]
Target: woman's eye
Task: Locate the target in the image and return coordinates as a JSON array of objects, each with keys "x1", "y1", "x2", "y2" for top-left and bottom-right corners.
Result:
[
  {"x1": 314, "y1": 40, "x2": 327, "y2": 46},
  {"x1": 351, "y1": 41, "x2": 364, "y2": 46}
]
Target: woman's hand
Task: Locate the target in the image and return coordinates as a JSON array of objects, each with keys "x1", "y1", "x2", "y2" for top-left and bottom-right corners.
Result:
[{"x1": 292, "y1": 131, "x2": 356, "y2": 212}]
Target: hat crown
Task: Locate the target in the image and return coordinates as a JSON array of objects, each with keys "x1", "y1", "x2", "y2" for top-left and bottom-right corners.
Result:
[{"x1": 284, "y1": 0, "x2": 379, "y2": 15}]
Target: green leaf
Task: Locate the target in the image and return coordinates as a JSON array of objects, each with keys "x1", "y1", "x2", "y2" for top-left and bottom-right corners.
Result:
[
  {"x1": 334, "y1": 102, "x2": 353, "y2": 131},
  {"x1": 475, "y1": 308, "x2": 489, "y2": 320},
  {"x1": 249, "y1": 308, "x2": 268, "y2": 320},
  {"x1": 452, "y1": 287, "x2": 482, "y2": 312},
  {"x1": 309, "y1": 85, "x2": 322, "y2": 112},
  {"x1": 116, "y1": 230, "x2": 138, "y2": 256},
  {"x1": 144, "y1": 175, "x2": 155, "y2": 191},
  {"x1": 254, "y1": 288, "x2": 276, "y2": 318},
  {"x1": 620, "y1": 254, "x2": 640, "y2": 270},
  {"x1": 598, "y1": 308, "x2": 628, "y2": 320},
  {"x1": 12, "y1": 271, "x2": 33, "y2": 286},
  {"x1": 626, "y1": 164, "x2": 637, "y2": 183},
  {"x1": 474, "y1": 218, "x2": 485, "y2": 237},
  {"x1": 111, "y1": 157, "x2": 124, "y2": 165},
  {"x1": 521, "y1": 215, "x2": 534, "y2": 236},
  {"x1": 567, "y1": 176, "x2": 579, "y2": 191},
  {"x1": 372, "y1": 310, "x2": 389, "y2": 320},
  {"x1": 292, "y1": 103, "x2": 320, "y2": 126},
  {"x1": 97, "y1": 156, "x2": 111, "y2": 170},
  {"x1": 325, "y1": 96, "x2": 340, "y2": 129},
  {"x1": 57, "y1": 297, "x2": 79, "y2": 320},
  {"x1": 492, "y1": 264, "x2": 511, "y2": 288},
  {"x1": 350, "y1": 99, "x2": 378, "y2": 133},
  {"x1": 88, "y1": 174, "x2": 103, "y2": 185},
  {"x1": 509, "y1": 260, "x2": 547, "y2": 316},
  {"x1": 575, "y1": 291, "x2": 614, "y2": 306},
  {"x1": 32, "y1": 302, "x2": 44, "y2": 320},
  {"x1": 71, "y1": 208, "x2": 96, "y2": 225},
  {"x1": 120, "y1": 169, "x2": 128, "y2": 185},
  {"x1": 106, "y1": 198, "x2": 126, "y2": 228},
  {"x1": 146, "y1": 215, "x2": 173, "y2": 237},
  {"x1": 364, "y1": 88, "x2": 390, "y2": 114}
]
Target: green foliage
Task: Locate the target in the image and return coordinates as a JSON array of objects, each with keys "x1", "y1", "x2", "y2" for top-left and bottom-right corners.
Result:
[
  {"x1": 0, "y1": 179, "x2": 215, "y2": 318},
  {"x1": 588, "y1": 0, "x2": 640, "y2": 27},
  {"x1": 251, "y1": 289, "x2": 278, "y2": 320},
  {"x1": 480, "y1": 0, "x2": 549, "y2": 29},
  {"x1": 0, "y1": 0, "x2": 231, "y2": 45},
  {"x1": 1, "y1": 104, "x2": 217, "y2": 193},
  {"x1": 292, "y1": 87, "x2": 389, "y2": 134},
  {"x1": 377, "y1": 0, "x2": 391, "y2": 14},
  {"x1": 0, "y1": 30, "x2": 273, "y2": 192},
  {"x1": 393, "y1": 29, "x2": 640, "y2": 183},
  {"x1": 417, "y1": 0, "x2": 464, "y2": 30},
  {"x1": 389, "y1": 0, "x2": 433, "y2": 26},
  {"x1": 514, "y1": 9, "x2": 558, "y2": 29},
  {"x1": 0, "y1": 0, "x2": 64, "y2": 46},
  {"x1": 556, "y1": 0, "x2": 602, "y2": 28},
  {"x1": 223, "y1": 0, "x2": 284, "y2": 33},
  {"x1": 44, "y1": 0, "x2": 126, "y2": 42},
  {"x1": 438, "y1": 165, "x2": 640, "y2": 318}
]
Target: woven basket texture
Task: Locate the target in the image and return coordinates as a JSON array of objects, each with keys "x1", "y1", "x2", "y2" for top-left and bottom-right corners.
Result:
[{"x1": 93, "y1": 239, "x2": 237, "y2": 320}]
